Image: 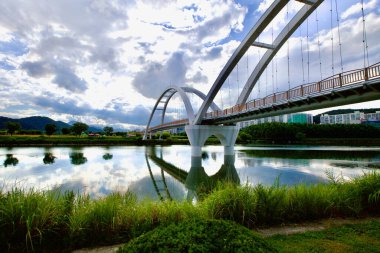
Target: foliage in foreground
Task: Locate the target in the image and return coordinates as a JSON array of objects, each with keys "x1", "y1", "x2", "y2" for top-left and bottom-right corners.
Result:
[
  {"x1": 0, "y1": 172, "x2": 379, "y2": 252},
  {"x1": 268, "y1": 220, "x2": 380, "y2": 253},
  {"x1": 117, "y1": 219, "x2": 276, "y2": 253},
  {"x1": 240, "y1": 122, "x2": 380, "y2": 142},
  {"x1": 204, "y1": 172, "x2": 380, "y2": 227}
]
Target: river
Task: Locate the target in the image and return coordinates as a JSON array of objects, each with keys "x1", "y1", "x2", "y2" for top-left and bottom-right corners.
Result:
[{"x1": 0, "y1": 145, "x2": 379, "y2": 200}]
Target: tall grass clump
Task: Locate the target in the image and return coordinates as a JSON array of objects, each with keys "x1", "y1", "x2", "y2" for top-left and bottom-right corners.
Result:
[
  {"x1": 0, "y1": 188, "x2": 74, "y2": 252},
  {"x1": 203, "y1": 172, "x2": 380, "y2": 227},
  {"x1": 0, "y1": 172, "x2": 379, "y2": 252},
  {"x1": 69, "y1": 192, "x2": 136, "y2": 247},
  {"x1": 69, "y1": 193, "x2": 204, "y2": 249},
  {"x1": 351, "y1": 171, "x2": 380, "y2": 213}
]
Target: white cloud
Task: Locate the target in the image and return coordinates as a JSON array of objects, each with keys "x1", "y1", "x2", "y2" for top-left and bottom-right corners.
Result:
[
  {"x1": 341, "y1": 0, "x2": 378, "y2": 19},
  {"x1": 0, "y1": 0, "x2": 379, "y2": 129}
]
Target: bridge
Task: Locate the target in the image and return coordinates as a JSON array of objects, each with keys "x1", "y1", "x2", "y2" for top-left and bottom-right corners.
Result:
[
  {"x1": 144, "y1": 0, "x2": 380, "y2": 170},
  {"x1": 145, "y1": 147, "x2": 239, "y2": 201}
]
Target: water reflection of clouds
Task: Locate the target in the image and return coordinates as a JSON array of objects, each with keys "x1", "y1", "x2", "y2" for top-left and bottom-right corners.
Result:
[
  {"x1": 238, "y1": 150, "x2": 376, "y2": 183},
  {"x1": 238, "y1": 165, "x2": 325, "y2": 186},
  {"x1": 1, "y1": 145, "x2": 379, "y2": 199},
  {"x1": 0, "y1": 147, "x2": 150, "y2": 198},
  {"x1": 129, "y1": 175, "x2": 186, "y2": 201}
]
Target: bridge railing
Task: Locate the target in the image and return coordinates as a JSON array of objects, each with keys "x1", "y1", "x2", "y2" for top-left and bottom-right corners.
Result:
[
  {"x1": 150, "y1": 62, "x2": 380, "y2": 131},
  {"x1": 149, "y1": 119, "x2": 189, "y2": 132},
  {"x1": 368, "y1": 62, "x2": 380, "y2": 79},
  {"x1": 204, "y1": 62, "x2": 380, "y2": 120}
]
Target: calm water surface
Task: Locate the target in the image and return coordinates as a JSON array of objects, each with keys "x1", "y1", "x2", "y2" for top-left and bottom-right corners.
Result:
[{"x1": 0, "y1": 145, "x2": 379, "y2": 200}]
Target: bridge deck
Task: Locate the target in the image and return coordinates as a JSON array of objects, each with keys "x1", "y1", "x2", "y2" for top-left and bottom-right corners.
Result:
[{"x1": 148, "y1": 63, "x2": 380, "y2": 132}]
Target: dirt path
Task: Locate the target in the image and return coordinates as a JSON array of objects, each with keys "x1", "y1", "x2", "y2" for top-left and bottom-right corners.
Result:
[
  {"x1": 72, "y1": 244, "x2": 123, "y2": 253},
  {"x1": 71, "y1": 217, "x2": 380, "y2": 253},
  {"x1": 257, "y1": 216, "x2": 380, "y2": 237}
]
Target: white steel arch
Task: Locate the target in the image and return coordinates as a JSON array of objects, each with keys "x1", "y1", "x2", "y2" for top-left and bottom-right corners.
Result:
[
  {"x1": 193, "y1": 0, "x2": 323, "y2": 125},
  {"x1": 144, "y1": 86, "x2": 220, "y2": 139}
]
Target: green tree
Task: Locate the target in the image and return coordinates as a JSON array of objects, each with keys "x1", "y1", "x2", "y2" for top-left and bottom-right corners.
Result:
[
  {"x1": 43, "y1": 153, "x2": 56, "y2": 164},
  {"x1": 3, "y1": 154, "x2": 19, "y2": 167},
  {"x1": 45, "y1": 124, "x2": 57, "y2": 136},
  {"x1": 5, "y1": 122, "x2": 21, "y2": 135},
  {"x1": 71, "y1": 122, "x2": 89, "y2": 136},
  {"x1": 61, "y1": 127, "x2": 70, "y2": 135},
  {"x1": 103, "y1": 126, "x2": 114, "y2": 136},
  {"x1": 162, "y1": 131, "x2": 171, "y2": 139},
  {"x1": 237, "y1": 131, "x2": 252, "y2": 144},
  {"x1": 69, "y1": 152, "x2": 87, "y2": 165}
]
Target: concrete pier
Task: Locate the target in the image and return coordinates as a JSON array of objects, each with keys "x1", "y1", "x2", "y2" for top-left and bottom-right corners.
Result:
[{"x1": 185, "y1": 124, "x2": 240, "y2": 169}]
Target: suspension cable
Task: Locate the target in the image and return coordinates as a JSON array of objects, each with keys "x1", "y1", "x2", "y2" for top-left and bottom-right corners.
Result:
[
  {"x1": 330, "y1": 0, "x2": 335, "y2": 76},
  {"x1": 287, "y1": 3, "x2": 290, "y2": 90},
  {"x1": 228, "y1": 76, "x2": 232, "y2": 107},
  {"x1": 247, "y1": 49, "x2": 251, "y2": 101},
  {"x1": 258, "y1": 36, "x2": 261, "y2": 98},
  {"x1": 361, "y1": 0, "x2": 370, "y2": 67},
  {"x1": 300, "y1": 26, "x2": 305, "y2": 84},
  {"x1": 220, "y1": 86, "x2": 224, "y2": 109},
  {"x1": 316, "y1": 9, "x2": 323, "y2": 80},
  {"x1": 306, "y1": 18, "x2": 310, "y2": 83},
  {"x1": 271, "y1": 24, "x2": 275, "y2": 94},
  {"x1": 265, "y1": 60, "x2": 268, "y2": 97},
  {"x1": 275, "y1": 52, "x2": 278, "y2": 92},
  {"x1": 335, "y1": 0, "x2": 344, "y2": 73},
  {"x1": 237, "y1": 62, "x2": 240, "y2": 102}
]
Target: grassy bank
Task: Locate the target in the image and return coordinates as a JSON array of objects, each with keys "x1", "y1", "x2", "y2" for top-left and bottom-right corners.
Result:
[
  {"x1": 0, "y1": 135, "x2": 221, "y2": 146},
  {"x1": 268, "y1": 220, "x2": 380, "y2": 252},
  {"x1": 0, "y1": 135, "x2": 189, "y2": 146},
  {"x1": 1, "y1": 172, "x2": 379, "y2": 252},
  {"x1": 3, "y1": 134, "x2": 380, "y2": 147},
  {"x1": 250, "y1": 137, "x2": 380, "y2": 146}
]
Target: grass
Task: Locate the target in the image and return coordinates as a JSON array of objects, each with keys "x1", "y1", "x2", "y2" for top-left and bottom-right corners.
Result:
[
  {"x1": 0, "y1": 135, "x2": 192, "y2": 146},
  {"x1": 0, "y1": 135, "x2": 144, "y2": 146},
  {"x1": 268, "y1": 220, "x2": 380, "y2": 253},
  {"x1": 203, "y1": 172, "x2": 380, "y2": 227},
  {"x1": 0, "y1": 172, "x2": 379, "y2": 252},
  {"x1": 117, "y1": 219, "x2": 276, "y2": 253}
]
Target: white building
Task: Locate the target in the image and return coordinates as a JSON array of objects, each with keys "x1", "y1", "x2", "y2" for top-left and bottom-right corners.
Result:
[
  {"x1": 319, "y1": 111, "x2": 380, "y2": 125},
  {"x1": 238, "y1": 113, "x2": 313, "y2": 128}
]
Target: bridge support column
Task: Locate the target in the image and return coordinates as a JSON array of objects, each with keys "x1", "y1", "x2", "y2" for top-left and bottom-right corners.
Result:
[{"x1": 185, "y1": 125, "x2": 240, "y2": 168}]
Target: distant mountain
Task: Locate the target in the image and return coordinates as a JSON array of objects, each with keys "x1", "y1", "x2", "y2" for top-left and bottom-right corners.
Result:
[
  {"x1": 0, "y1": 116, "x2": 102, "y2": 132},
  {"x1": 313, "y1": 108, "x2": 380, "y2": 124},
  {"x1": 0, "y1": 116, "x2": 70, "y2": 131}
]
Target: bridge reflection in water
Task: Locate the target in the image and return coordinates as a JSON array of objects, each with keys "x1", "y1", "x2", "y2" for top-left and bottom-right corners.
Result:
[{"x1": 145, "y1": 146, "x2": 240, "y2": 202}]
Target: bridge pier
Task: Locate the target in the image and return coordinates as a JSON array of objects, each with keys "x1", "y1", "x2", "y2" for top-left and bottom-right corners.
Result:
[{"x1": 185, "y1": 125, "x2": 240, "y2": 168}]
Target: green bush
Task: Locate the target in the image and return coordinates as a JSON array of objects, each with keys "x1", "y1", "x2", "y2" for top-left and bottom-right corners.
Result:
[
  {"x1": 242, "y1": 122, "x2": 380, "y2": 142},
  {"x1": 117, "y1": 219, "x2": 277, "y2": 253}
]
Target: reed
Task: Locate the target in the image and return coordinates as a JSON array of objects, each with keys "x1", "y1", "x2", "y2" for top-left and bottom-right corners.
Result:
[
  {"x1": 0, "y1": 172, "x2": 379, "y2": 252},
  {"x1": 203, "y1": 172, "x2": 380, "y2": 226}
]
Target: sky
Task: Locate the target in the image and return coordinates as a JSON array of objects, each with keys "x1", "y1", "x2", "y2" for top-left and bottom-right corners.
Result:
[{"x1": 0, "y1": 0, "x2": 379, "y2": 130}]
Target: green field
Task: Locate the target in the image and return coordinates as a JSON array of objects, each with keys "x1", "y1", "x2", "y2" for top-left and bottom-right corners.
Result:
[{"x1": 268, "y1": 220, "x2": 380, "y2": 253}]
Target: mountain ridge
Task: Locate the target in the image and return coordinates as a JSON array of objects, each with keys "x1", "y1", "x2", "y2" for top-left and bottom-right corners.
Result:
[{"x1": 0, "y1": 116, "x2": 102, "y2": 132}]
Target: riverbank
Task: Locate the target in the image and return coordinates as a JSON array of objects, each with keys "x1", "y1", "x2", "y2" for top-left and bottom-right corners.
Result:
[
  {"x1": 2, "y1": 135, "x2": 380, "y2": 146},
  {"x1": 1, "y1": 172, "x2": 379, "y2": 252},
  {"x1": 72, "y1": 217, "x2": 380, "y2": 253},
  {"x1": 251, "y1": 137, "x2": 380, "y2": 146}
]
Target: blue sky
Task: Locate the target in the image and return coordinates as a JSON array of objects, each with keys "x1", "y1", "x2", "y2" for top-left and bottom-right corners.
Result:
[{"x1": 0, "y1": 0, "x2": 379, "y2": 130}]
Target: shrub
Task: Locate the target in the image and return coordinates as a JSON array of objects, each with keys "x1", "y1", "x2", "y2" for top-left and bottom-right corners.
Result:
[{"x1": 117, "y1": 219, "x2": 277, "y2": 253}]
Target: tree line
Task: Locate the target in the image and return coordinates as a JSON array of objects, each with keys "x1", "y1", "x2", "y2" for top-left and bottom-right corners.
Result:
[
  {"x1": 2, "y1": 121, "x2": 115, "y2": 136},
  {"x1": 238, "y1": 122, "x2": 380, "y2": 143}
]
